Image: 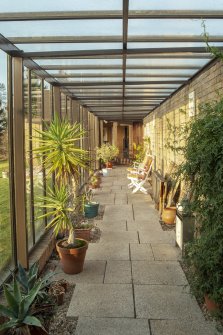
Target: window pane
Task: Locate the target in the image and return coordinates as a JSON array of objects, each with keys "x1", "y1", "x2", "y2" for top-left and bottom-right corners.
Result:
[
  {"x1": 0, "y1": 50, "x2": 13, "y2": 283},
  {"x1": 31, "y1": 73, "x2": 45, "y2": 242}
]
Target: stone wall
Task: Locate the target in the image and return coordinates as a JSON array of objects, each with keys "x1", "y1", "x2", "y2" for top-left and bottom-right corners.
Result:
[{"x1": 144, "y1": 58, "x2": 223, "y2": 175}]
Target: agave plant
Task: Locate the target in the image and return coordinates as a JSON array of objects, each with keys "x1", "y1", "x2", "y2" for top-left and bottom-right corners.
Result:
[
  {"x1": 0, "y1": 278, "x2": 44, "y2": 334},
  {"x1": 16, "y1": 262, "x2": 54, "y2": 301}
]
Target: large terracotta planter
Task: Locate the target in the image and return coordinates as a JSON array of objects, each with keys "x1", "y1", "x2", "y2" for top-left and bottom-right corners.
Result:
[
  {"x1": 204, "y1": 295, "x2": 219, "y2": 312},
  {"x1": 56, "y1": 239, "x2": 88, "y2": 274},
  {"x1": 106, "y1": 161, "x2": 113, "y2": 169},
  {"x1": 75, "y1": 228, "x2": 92, "y2": 241},
  {"x1": 162, "y1": 207, "x2": 176, "y2": 225}
]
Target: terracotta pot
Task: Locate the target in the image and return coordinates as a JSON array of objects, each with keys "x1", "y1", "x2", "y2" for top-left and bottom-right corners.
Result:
[
  {"x1": 106, "y1": 161, "x2": 113, "y2": 169},
  {"x1": 162, "y1": 207, "x2": 176, "y2": 225},
  {"x1": 75, "y1": 228, "x2": 92, "y2": 241},
  {"x1": 204, "y1": 295, "x2": 219, "y2": 312},
  {"x1": 56, "y1": 239, "x2": 88, "y2": 274},
  {"x1": 89, "y1": 181, "x2": 100, "y2": 189}
]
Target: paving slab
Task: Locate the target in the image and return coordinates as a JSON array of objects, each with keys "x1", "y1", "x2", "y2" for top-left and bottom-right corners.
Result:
[
  {"x1": 54, "y1": 261, "x2": 106, "y2": 284},
  {"x1": 151, "y1": 243, "x2": 182, "y2": 261},
  {"x1": 139, "y1": 230, "x2": 175, "y2": 244},
  {"x1": 103, "y1": 204, "x2": 133, "y2": 221},
  {"x1": 150, "y1": 320, "x2": 217, "y2": 335},
  {"x1": 132, "y1": 261, "x2": 188, "y2": 286},
  {"x1": 115, "y1": 193, "x2": 127, "y2": 204},
  {"x1": 104, "y1": 260, "x2": 132, "y2": 284},
  {"x1": 96, "y1": 220, "x2": 127, "y2": 231},
  {"x1": 67, "y1": 284, "x2": 134, "y2": 318},
  {"x1": 100, "y1": 230, "x2": 138, "y2": 243},
  {"x1": 86, "y1": 242, "x2": 130, "y2": 261},
  {"x1": 75, "y1": 317, "x2": 151, "y2": 335},
  {"x1": 133, "y1": 205, "x2": 160, "y2": 221},
  {"x1": 127, "y1": 219, "x2": 162, "y2": 232},
  {"x1": 130, "y1": 243, "x2": 154, "y2": 261},
  {"x1": 93, "y1": 194, "x2": 115, "y2": 205},
  {"x1": 134, "y1": 285, "x2": 204, "y2": 320}
]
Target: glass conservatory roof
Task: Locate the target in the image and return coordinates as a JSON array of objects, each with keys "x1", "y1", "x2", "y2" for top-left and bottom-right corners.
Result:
[{"x1": 0, "y1": 0, "x2": 223, "y2": 121}]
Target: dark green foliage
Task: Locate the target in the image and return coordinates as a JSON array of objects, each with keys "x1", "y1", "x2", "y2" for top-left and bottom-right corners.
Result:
[
  {"x1": 181, "y1": 98, "x2": 223, "y2": 306},
  {"x1": 0, "y1": 277, "x2": 44, "y2": 333}
]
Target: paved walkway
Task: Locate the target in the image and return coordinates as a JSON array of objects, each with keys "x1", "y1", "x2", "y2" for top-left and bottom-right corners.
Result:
[{"x1": 56, "y1": 167, "x2": 217, "y2": 335}]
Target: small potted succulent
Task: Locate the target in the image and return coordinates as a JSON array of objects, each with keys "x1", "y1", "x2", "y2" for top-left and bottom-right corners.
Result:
[
  {"x1": 96, "y1": 143, "x2": 119, "y2": 169},
  {"x1": 84, "y1": 188, "x2": 99, "y2": 219}
]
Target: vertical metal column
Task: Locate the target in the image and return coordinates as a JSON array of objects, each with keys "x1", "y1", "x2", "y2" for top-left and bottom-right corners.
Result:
[{"x1": 13, "y1": 57, "x2": 28, "y2": 269}]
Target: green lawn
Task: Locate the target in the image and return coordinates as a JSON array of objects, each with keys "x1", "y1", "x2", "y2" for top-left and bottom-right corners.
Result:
[
  {"x1": 0, "y1": 160, "x2": 52, "y2": 273},
  {"x1": 0, "y1": 160, "x2": 12, "y2": 271}
]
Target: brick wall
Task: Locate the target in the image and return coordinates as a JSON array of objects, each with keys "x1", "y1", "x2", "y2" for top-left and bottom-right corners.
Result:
[{"x1": 144, "y1": 58, "x2": 223, "y2": 175}]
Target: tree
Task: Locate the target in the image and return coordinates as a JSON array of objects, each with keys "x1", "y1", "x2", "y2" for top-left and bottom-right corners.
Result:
[{"x1": 0, "y1": 83, "x2": 7, "y2": 137}]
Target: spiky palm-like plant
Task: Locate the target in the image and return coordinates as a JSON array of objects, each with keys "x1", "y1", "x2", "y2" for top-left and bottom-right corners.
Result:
[
  {"x1": 34, "y1": 115, "x2": 89, "y2": 245},
  {"x1": 34, "y1": 114, "x2": 88, "y2": 183}
]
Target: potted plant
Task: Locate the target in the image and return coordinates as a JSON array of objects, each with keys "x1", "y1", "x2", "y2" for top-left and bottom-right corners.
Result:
[
  {"x1": 96, "y1": 143, "x2": 119, "y2": 169},
  {"x1": 89, "y1": 175, "x2": 100, "y2": 189},
  {"x1": 34, "y1": 115, "x2": 89, "y2": 274},
  {"x1": 83, "y1": 188, "x2": 99, "y2": 219}
]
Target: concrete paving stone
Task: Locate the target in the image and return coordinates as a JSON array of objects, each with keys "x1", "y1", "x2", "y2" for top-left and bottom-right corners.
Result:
[
  {"x1": 134, "y1": 285, "x2": 204, "y2": 320},
  {"x1": 132, "y1": 261, "x2": 188, "y2": 286},
  {"x1": 93, "y1": 194, "x2": 115, "y2": 205},
  {"x1": 150, "y1": 320, "x2": 217, "y2": 335},
  {"x1": 54, "y1": 261, "x2": 106, "y2": 284},
  {"x1": 138, "y1": 230, "x2": 175, "y2": 244},
  {"x1": 115, "y1": 193, "x2": 127, "y2": 204},
  {"x1": 130, "y1": 243, "x2": 154, "y2": 261},
  {"x1": 96, "y1": 220, "x2": 127, "y2": 231},
  {"x1": 133, "y1": 205, "x2": 160, "y2": 221},
  {"x1": 151, "y1": 243, "x2": 182, "y2": 261},
  {"x1": 103, "y1": 204, "x2": 133, "y2": 221},
  {"x1": 111, "y1": 185, "x2": 122, "y2": 190},
  {"x1": 86, "y1": 242, "x2": 130, "y2": 260},
  {"x1": 100, "y1": 230, "x2": 139, "y2": 243},
  {"x1": 104, "y1": 260, "x2": 132, "y2": 284},
  {"x1": 127, "y1": 219, "x2": 162, "y2": 232},
  {"x1": 75, "y1": 317, "x2": 151, "y2": 335},
  {"x1": 67, "y1": 284, "x2": 134, "y2": 318},
  {"x1": 98, "y1": 187, "x2": 112, "y2": 193}
]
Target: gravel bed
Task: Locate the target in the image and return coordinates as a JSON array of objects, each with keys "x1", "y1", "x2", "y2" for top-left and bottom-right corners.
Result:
[{"x1": 159, "y1": 220, "x2": 176, "y2": 231}]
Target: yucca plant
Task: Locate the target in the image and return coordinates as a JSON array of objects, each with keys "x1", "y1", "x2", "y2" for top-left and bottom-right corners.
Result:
[
  {"x1": 0, "y1": 278, "x2": 45, "y2": 334},
  {"x1": 34, "y1": 115, "x2": 89, "y2": 245},
  {"x1": 34, "y1": 114, "x2": 88, "y2": 184}
]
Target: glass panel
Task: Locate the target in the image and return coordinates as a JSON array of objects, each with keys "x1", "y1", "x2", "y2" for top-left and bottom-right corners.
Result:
[
  {"x1": 61, "y1": 93, "x2": 67, "y2": 118},
  {"x1": 126, "y1": 69, "x2": 196, "y2": 75},
  {"x1": 58, "y1": 77, "x2": 123, "y2": 83},
  {"x1": 67, "y1": 98, "x2": 71, "y2": 121},
  {"x1": 31, "y1": 73, "x2": 45, "y2": 243},
  {"x1": 47, "y1": 69, "x2": 123, "y2": 75},
  {"x1": 16, "y1": 43, "x2": 122, "y2": 52},
  {"x1": 128, "y1": 19, "x2": 223, "y2": 36},
  {"x1": 24, "y1": 67, "x2": 33, "y2": 249},
  {"x1": 129, "y1": 0, "x2": 223, "y2": 10},
  {"x1": 126, "y1": 58, "x2": 210, "y2": 67},
  {"x1": 0, "y1": 50, "x2": 13, "y2": 283},
  {"x1": 126, "y1": 77, "x2": 188, "y2": 81},
  {"x1": 1, "y1": 0, "x2": 122, "y2": 12},
  {"x1": 128, "y1": 42, "x2": 223, "y2": 49},
  {"x1": 36, "y1": 58, "x2": 122, "y2": 66},
  {"x1": 0, "y1": 20, "x2": 122, "y2": 37}
]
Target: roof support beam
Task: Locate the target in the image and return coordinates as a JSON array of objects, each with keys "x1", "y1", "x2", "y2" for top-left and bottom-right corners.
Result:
[
  {"x1": 60, "y1": 80, "x2": 185, "y2": 86},
  {"x1": 72, "y1": 96, "x2": 166, "y2": 100},
  {"x1": 22, "y1": 47, "x2": 214, "y2": 58},
  {"x1": 41, "y1": 64, "x2": 201, "y2": 70},
  {"x1": 49, "y1": 73, "x2": 190, "y2": 78},
  {"x1": 9, "y1": 35, "x2": 223, "y2": 44},
  {"x1": 1, "y1": 10, "x2": 223, "y2": 21}
]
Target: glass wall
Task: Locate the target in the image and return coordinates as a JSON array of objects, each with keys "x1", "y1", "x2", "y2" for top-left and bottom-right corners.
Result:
[
  {"x1": 61, "y1": 93, "x2": 67, "y2": 118},
  {"x1": 0, "y1": 50, "x2": 13, "y2": 283}
]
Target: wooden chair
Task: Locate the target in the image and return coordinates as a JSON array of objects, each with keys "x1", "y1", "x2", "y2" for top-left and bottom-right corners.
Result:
[{"x1": 127, "y1": 155, "x2": 153, "y2": 194}]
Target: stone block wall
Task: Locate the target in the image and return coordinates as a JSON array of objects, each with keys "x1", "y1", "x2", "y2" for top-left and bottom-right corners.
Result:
[{"x1": 144, "y1": 58, "x2": 223, "y2": 175}]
